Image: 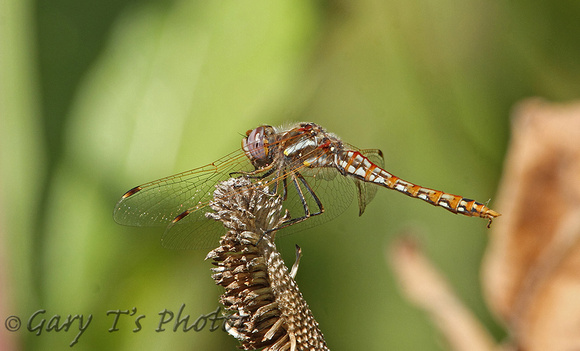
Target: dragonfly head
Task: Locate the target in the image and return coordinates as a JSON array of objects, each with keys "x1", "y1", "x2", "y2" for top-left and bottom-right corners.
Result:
[{"x1": 243, "y1": 125, "x2": 276, "y2": 167}]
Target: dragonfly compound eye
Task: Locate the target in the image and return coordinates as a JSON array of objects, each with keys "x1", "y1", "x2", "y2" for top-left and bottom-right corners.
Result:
[{"x1": 243, "y1": 126, "x2": 268, "y2": 161}]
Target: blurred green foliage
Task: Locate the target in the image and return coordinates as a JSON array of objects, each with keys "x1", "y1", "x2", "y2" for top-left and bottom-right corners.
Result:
[{"x1": 2, "y1": 0, "x2": 580, "y2": 350}]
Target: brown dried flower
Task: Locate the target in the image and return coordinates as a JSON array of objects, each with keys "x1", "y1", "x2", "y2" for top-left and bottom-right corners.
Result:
[{"x1": 206, "y1": 177, "x2": 329, "y2": 351}]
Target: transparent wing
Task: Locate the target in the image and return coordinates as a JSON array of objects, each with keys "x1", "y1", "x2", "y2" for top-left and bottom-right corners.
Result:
[
  {"x1": 354, "y1": 148, "x2": 384, "y2": 215},
  {"x1": 113, "y1": 149, "x2": 253, "y2": 224},
  {"x1": 114, "y1": 148, "x2": 261, "y2": 249}
]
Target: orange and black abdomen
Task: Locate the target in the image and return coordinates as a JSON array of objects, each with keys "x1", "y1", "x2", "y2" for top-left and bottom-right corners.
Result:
[{"x1": 336, "y1": 150, "x2": 500, "y2": 224}]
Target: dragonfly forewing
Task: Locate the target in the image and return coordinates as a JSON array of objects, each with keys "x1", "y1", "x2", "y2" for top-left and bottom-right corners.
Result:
[{"x1": 113, "y1": 149, "x2": 254, "y2": 228}]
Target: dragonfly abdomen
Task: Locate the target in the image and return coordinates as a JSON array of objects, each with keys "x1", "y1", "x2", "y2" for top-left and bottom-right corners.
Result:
[{"x1": 337, "y1": 150, "x2": 500, "y2": 221}]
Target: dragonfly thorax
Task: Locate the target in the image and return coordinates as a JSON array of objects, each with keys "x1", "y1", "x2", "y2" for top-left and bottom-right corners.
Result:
[{"x1": 277, "y1": 123, "x2": 343, "y2": 168}]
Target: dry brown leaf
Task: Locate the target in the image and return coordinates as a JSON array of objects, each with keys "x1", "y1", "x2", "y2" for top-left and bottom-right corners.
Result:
[{"x1": 482, "y1": 98, "x2": 580, "y2": 351}]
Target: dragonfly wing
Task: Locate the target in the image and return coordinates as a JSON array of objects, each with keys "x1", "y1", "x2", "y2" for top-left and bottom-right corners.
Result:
[
  {"x1": 161, "y1": 205, "x2": 228, "y2": 249},
  {"x1": 113, "y1": 149, "x2": 254, "y2": 228},
  {"x1": 351, "y1": 148, "x2": 384, "y2": 216}
]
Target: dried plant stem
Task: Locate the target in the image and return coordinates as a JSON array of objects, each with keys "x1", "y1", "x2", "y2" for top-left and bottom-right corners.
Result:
[
  {"x1": 389, "y1": 237, "x2": 498, "y2": 351},
  {"x1": 206, "y1": 178, "x2": 329, "y2": 351}
]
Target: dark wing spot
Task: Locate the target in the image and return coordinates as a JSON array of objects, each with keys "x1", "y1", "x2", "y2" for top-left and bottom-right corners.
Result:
[
  {"x1": 122, "y1": 186, "x2": 142, "y2": 199},
  {"x1": 172, "y1": 209, "x2": 191, "y2": 223}
]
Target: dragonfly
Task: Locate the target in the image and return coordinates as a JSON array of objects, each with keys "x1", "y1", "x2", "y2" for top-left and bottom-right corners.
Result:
[{"x1": 114, "y1": 122, "x2": 500, "y2": 249}]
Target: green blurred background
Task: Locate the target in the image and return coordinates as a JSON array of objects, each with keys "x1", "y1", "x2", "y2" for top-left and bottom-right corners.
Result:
[{"x1": 2, "y1": 0, "x2": 580, "y2": 349}]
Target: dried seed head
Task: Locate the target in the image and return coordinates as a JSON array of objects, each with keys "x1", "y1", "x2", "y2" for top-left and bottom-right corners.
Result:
[{"x1": 206, "y1": 178, "x2": 328, "y2": 350}]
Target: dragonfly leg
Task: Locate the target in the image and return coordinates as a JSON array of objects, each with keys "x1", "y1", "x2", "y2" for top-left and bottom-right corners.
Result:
[
  {"x1": 261, "y1": 167, "x2": 289, "y2": 200},
  {"x1": 296, "y1": 172, "x2": 324, "y2": 216},
  {"x1": 265, "y1": 171, "x2": 325, "y2": 233},
  {"x1": 292, "y1": 172, "x2": 311, "y2": 218}
]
